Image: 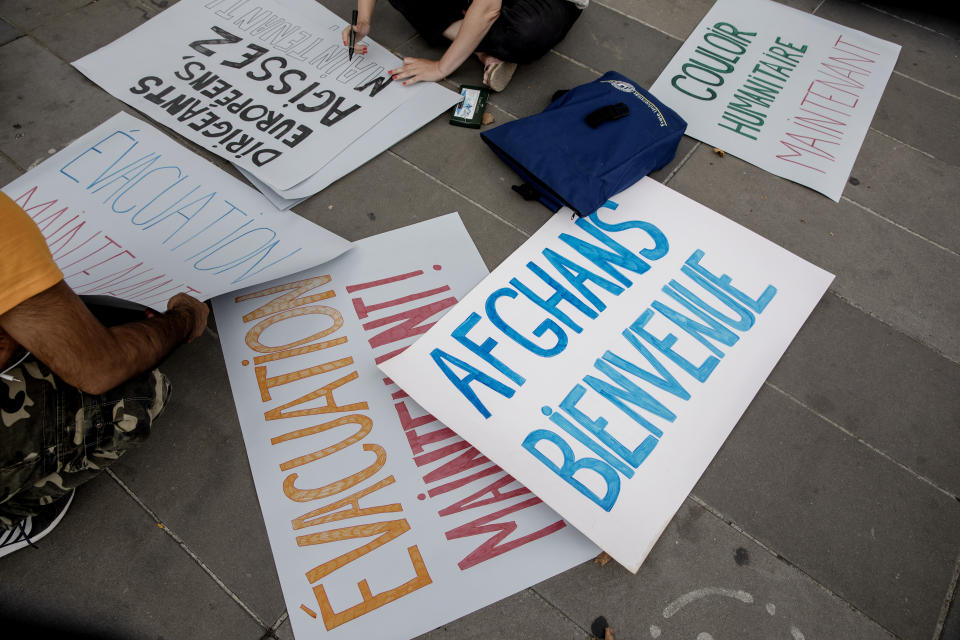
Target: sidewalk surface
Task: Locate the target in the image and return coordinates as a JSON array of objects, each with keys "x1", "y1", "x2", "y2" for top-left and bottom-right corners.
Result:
[{"x1": 1, "y1": 0, "x2": 959, "y2": 638}]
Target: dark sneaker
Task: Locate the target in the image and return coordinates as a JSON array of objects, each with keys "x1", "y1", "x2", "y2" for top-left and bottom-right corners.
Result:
[{"x1": 0, "y1": 490, "x2": 75, "y2": 558}]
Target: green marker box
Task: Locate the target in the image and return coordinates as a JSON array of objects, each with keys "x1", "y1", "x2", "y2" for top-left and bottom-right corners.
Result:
[{"x1": 450, "y1": 85, "x2": 488, "y2": 128}]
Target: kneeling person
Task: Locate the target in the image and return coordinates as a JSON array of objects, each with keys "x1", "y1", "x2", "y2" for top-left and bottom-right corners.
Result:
[{"x1": 0, "y1": 193, "x2": 208, "y2": 556}]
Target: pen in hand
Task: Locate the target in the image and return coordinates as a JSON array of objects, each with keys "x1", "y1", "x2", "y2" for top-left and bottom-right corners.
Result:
[{"x1": 348, "y1": 9, "x2": 358, "y2": 60}]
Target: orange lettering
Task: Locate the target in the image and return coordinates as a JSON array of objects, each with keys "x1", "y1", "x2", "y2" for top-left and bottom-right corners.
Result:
[
  {"x1": 256, "y1": 356, "x2": 353, "y2": 402},
  {"x1": 275, "y1": 414, "x2": 373, "y2": 471},
  {"x1": 283, "y1": 443, "x2": 386, "y2": 502},
  {"x1": 244, "y1": 305, "x2": 343, "y2": 354},
  {"x1": 292, "y1": 475, "x2": 399, "y2": 530},
  {"x1": 264, "y1": 370, "x2": 368, "y2": 420},
  {"x1": 312, "y1": 545, "x2": 433, "y2": 630},
  {"x1": 236, "y1": 274, "x2": 334, "y2": 321}
]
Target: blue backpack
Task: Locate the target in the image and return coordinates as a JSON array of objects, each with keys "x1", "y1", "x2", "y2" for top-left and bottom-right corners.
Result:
[{"x1": 481, "y1": 71, "x2": 687, "y2": 217}]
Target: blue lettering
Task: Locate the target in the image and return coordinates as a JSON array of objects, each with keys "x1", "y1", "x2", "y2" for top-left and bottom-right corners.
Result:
[
  {"x1": 59, "y1": 130, "x2": 138, "y2": 185},
  {"x1": 560, "y1": 384, "x2": 658, "y2": 469},
  {"x1": 542, "y1": 405, "x2": 634, "y2": 478},
  {"x1": 510, "y1": 261, "x2": 596, "y2": 333},
  {"x1": 521, "y1": 429, "x2": 621, "y2": 511},
  {"x1": 585, "y1": 358, "x2": 675, "y2": 435},
  {"x1": 629, "y1": 309, "x2": 720, "y2": 382},
  {"x1": 685, "y1": 250, "x2": 777, "y2": 313},
  {"x1": 486, "y1": 288, "x2": 567, "y2": 358},
  {"x1": 451, "y1": 311, "x2": 526, "y2": 384},
  {"x1": 542, "y1": 247, "x2": 624, "y2": 313},
  {"x1": 653, "y1": 286, "x2": 739, "y2": 358},
  {"x1": 430, "y1": 347, "x2": 515, "y2": 419}
]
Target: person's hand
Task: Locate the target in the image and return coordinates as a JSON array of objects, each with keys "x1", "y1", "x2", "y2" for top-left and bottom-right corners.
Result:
[
  {"x1": 166, "y1": 293, "x2": 209, "y2": 343},
  {"x1": 389, "y1": 58, "x2": 446, "y2": 85},
  {"x1": 341, "y1": 22, "x2": 370, "y2": 56}
]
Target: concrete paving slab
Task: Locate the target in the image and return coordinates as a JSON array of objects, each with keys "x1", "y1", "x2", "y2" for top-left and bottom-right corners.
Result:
[
  {"x1": 593, "y1": 0, "x2": 712, "y2": 41},
  {"x1": 862, "y1": 0, "x2": 960, "y2": 42},
  {"x1": 769, "y1": 291, "x2": 960, "y2": 497},
  {"x1": 416, "y1": 588, "x2": 587, "y2": 640},
  {"x1": 817, "y1": 0, "x2": 960, "y2": 92},
  {"x1": 873, "y1": 72, "x2": 960, "y2": 166},
  {"x1": 30, "y1": 0, "x2": 158, "y2": 62},
  {"x1": 667, "y1": 144, "x2": 960, "y2": 362},
  {"x1": 0, "y1": 17, "x2": 21, "y2": 45},
  {"x1": 294, "y1": 150, "x2": 529, "y2": 270},
  {"x1": 0, "y1": 473, "x2": 266, "y2": 639},
  {"x1": 391, "y1": 106, "x2": 698, "y2": 239},
  {"x1": 849, "y1": 129, "x2": 960, "y2": 255},
  {"x1": 944, "y1": 576, "x2": 960, "y2": 640},
  {"x1": 693, "y1": 386, "x2": 960, "y2": 640},
  {"x1": 0, "y1": 0, "x2": 89, "y2": 32},
  {"x1": 553, "y1": 2, "x2": 681, "y2": 90},
  {"x1": 109, "y1": 330, "x2": 288, "y2": 627},
  {"x1": 274, "y1": 587, "x2": 590, "y2": 640},
  {"x1": 0, "y1": 152, "x2": 21, "y2": 181},
  {"x1": 390, "y1": 103, "x2": 554, "y2": 237},
  {"x1": 535, "y1": 499, "x2": 894, "y2": 640},
  {"x1": 0, "y1": 36, "x2": 127, "y2": 169}
]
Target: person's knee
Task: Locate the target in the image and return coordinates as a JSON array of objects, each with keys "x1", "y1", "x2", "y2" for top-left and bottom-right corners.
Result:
[{"x1": 498, "y1": 0, "x2": 580, "y2": 62}]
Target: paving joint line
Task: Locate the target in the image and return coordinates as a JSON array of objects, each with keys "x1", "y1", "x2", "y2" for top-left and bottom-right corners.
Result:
[
  {"x1": 105, "y1": 468, "x2": 273, "y2": 632},
  {"x1": 813, "y1": 0, "x2": 827, "y2": 14},
  {"x1": 764, "y1": 382, "x2": 958, "y2": 501},
  {"x1": 269, "y1": 611, "x2": 289, "y2": 633},
  {"x1": 868, "y1": 127, "x2": 938, "y2": 159},
  {"x1": 548, "y1": 49, "x2": 603, "y2": 77},
  {"x1": 663, "y1": 141, "x2": 701, "y2": 185},
  {"x1": 385, "y1": 149, "x2": 532, "y2": 239},
  {"x1": 840, "y1": 195, "x2": 960, "y2": 259},
  {"x1": 593, "y1": 0, "x2": 684, "y2": 42},
  {"x1": 892, "y1": 70, "x2": 960, "y2": 100},
  {"x1": 934, "y1": 550, "x2": 960, "y2": 640},
  {"x1": 527, "y1": 586, "x2": 593, "y2": 637},
  {"x1": 0, "y1": 147, "x2": 25, "y2": 173},
  {"x1": 688, "y1": 494, "x2": 901, "y2": 638},
  {"x1": 862, "y1": 3, "x2": 957, "y2": 40},
  {"x1": 824, "y1": 289, "x2": 960, "y2": 366}
]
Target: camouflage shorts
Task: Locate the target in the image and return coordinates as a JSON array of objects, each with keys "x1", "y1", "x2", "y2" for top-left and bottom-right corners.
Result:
[{"x1": 0, "y1": 356, "x2": 170, "y2": 528}]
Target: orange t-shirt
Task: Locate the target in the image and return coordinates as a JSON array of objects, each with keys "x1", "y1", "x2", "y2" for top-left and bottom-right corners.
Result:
[{"x1": 0, "y1": 191, "x2": 63, "y2": 315}]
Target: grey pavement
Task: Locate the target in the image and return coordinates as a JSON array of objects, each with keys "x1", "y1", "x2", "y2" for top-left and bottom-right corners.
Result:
[{"x1": 1, "y1": 0, "x2": 958, "y2": 639}]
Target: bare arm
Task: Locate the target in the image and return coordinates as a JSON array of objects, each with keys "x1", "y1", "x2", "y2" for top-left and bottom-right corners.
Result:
[
  {"x1": 0, "y1": 281, "x2": 208, "y2": 395},
  {"x1": 391, "y1": 0, "x2": 502, "y2": 84}
]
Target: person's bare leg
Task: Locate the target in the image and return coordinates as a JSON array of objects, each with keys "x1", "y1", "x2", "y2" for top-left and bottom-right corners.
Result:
[
  {"x1": 442, "y1": 17, "x2": 516, "y2": 91},
  {"x1": 442, "y1": 19, "x2": 463, "y2": 41}
]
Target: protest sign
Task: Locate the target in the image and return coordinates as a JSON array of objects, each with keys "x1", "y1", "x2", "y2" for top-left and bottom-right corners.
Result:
[
  {"x1": 212, "y1": 213, "x2": 598, "y2": 640},
  {"x1": 73, "y1": 0, "x2": 458, "y2": 192},
  {"x1": 240, "y1": 82, "x2": 460, "y2": 209},
  {"x1": 649, "y1": 0, "x2": 900, "y2": 201},
  {"x1": 379, "y1": 179, "x2": 834, "y2": 572},
  {"x1": 1, "y1": 112, "x2": 350, "y2": 308}
]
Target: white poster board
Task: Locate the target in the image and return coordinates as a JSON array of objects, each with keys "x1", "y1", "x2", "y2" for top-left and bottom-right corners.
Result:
[
  {"x1": 649, "y1": 0, "x2": 900, "y2": 201},
  {"x1": 73, "y1": 0, "x2": 458, "y2": 193},
  {"x1": 239, "y1": 82, "x2": 460, "y2": 209},
  {"x1": 380, "y1": 179, "x2": 834, "y2": 573},
  {"x1": 212, "y1": 213, "x2": 597, "y2": 640},
  {"x1": 1, "y1": 112, "x2": 350, "y2": 308}
]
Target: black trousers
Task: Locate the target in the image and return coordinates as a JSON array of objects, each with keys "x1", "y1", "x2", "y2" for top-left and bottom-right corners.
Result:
[{"x1": 387, "y1": 0, "x2": 583, "y2": 63}]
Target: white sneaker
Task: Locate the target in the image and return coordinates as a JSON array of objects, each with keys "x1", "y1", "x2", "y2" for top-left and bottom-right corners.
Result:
[{"x1": 0, "y1": 489, "x2": 75, "y2": 558}]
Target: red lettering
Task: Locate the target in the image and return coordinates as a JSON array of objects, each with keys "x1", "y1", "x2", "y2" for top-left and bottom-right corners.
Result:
[{"x1": 445, "y1": 497, "x2": 566, "y2": 570}]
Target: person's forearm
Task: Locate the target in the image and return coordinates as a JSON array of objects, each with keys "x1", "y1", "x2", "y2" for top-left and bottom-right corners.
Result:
[
  {"x1": 357, "y1": 0, "x2": 376, "y2": 30},
  {"x1": 437, "y1": 0, "x2": 501, "y2": 77},
  {"x1": 98, "y1": 309, "x2": 198, "y2": 391},
  {"x1": 0, "y1": 282, "x2": 204, "y2": 396}
]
